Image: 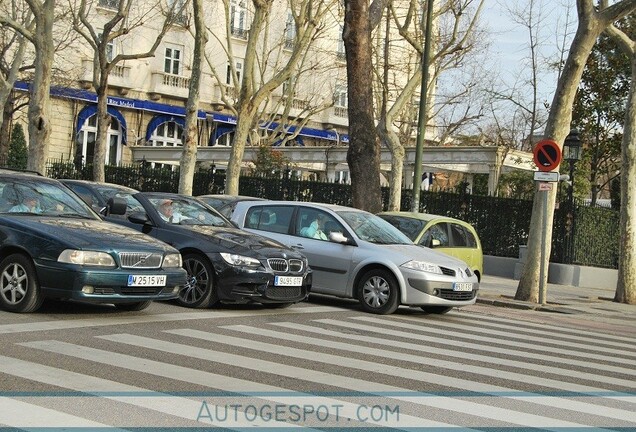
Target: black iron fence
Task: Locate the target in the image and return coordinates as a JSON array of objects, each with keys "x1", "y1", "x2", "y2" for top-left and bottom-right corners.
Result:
[{"x1": 41, "y1": 160, "x2": 619, "y2": 269}]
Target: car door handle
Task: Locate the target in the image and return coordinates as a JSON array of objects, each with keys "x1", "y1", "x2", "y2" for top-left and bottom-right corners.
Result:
[{"x1": 291, "y1": 244, "x2": 304, "y2": 250}]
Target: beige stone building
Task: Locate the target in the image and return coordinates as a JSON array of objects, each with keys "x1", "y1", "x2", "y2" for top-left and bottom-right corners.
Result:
[{"x1": 14, "y1": 0, "x2": 350, "y2": 173}]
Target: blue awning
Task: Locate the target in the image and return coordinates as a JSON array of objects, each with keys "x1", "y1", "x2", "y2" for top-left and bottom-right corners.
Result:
[
  {"x1": 75, "y1": 104, "x2": 128, "y2": 144},
  {"x1": 145, "y1": 114, "x2": 186, "y2": 141},
  {"x1": 16, "y1": 81, "x2": 349, "y2": 143}
]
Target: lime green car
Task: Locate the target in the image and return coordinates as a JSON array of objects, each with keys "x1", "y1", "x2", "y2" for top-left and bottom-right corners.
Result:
[{"x1": 378, "y1": 212, "x2": 483, "y2": 281}]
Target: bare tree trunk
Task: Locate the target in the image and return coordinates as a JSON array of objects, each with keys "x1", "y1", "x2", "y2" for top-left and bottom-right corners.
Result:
[
  {"x1": 226, "y1": 111, "x2": 256, "y2": 194},
  {"x1": 516, "y1": 0, "x2": 636, "y2": 302},
  {"x1": 616, "y1": 54, "x2": 636, "y2": 304},
  {"x1": 381, "y1": 124, "x2": 405, "y2": 211},
  {"x1": 93, "y1": 76, "x2": 111, "y2": 181},
  {"x1": 0, "y1": 98, "x2": 13, "y2": 161},
  {"x1": 178, "y1": 0, "x2": 207, "y2": 195},
  {"x1": 27, "y1": 0, "x2": 55, "y2": 175},
  {"x1": 605, "y1": 18, "x2": 636, "y2": 304},
  {"x1": 344, "y1": 0, "x2": 382, "y2": 213}
]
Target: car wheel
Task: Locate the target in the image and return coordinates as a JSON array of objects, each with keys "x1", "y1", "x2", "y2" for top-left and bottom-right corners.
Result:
[
  {"x1": 357, "y1": 269, "x2": 399, "y2": 315},
  {"x1": 179, "y1": 254, "x2": 218, "y2": 308},
  {"x1": 0, "y1": 253, "x2": 44, "y2": 313},
  {"x1": 114, "y1": 301, "x2": 152, "y2": 311},
  {"x1": 420, "y1": 305, "x2": 453, "y2": 314}
]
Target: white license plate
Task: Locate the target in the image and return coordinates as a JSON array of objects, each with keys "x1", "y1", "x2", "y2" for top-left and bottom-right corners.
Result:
[
  {"x1": 127, "y1": 275, "x2": 167, "y2": 287},
  {"x1": 453, "y1": 282, "x2": 473, "y2": 292},
  {"x1": 274, "y1": 276, "x2": 303, "y2": 287}
]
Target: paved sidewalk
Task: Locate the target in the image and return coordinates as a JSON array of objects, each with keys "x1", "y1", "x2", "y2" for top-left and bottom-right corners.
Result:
[{"x1": 478, "y1": 274, "x2": 636, "y2": 318}]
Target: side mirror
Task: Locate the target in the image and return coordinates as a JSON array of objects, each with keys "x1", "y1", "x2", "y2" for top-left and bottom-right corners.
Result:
[
  {"x1": 431, "y1": 239, "x2": 441, "y2": 248},
  {"x1": 105, "y1": 197, "x2": 127, "y2": 216},
  {"x1": 329, "y1": 231, "x2": 350, "y2": 244},
  {"x1": 128, "y1": 212, "x2": 151, "y2": 225}
]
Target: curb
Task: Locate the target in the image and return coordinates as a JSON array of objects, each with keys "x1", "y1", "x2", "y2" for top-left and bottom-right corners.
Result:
[{"x1": 476, "y1": 297, "x2": 582, "y2": 314}]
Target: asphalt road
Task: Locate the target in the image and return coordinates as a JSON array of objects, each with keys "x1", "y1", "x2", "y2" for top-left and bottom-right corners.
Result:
[{"x1": 0, "y1": 297, "x2": 635, "y2": 430}]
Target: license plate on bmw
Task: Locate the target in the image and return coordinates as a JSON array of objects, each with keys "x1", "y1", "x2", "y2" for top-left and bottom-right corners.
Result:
[
  {"x1": 127, "y1": 275, "x2": 167, "y2": 287},
  {"x1": 453, "y1": 282, "x2": 473, "y2": 292},
  {"x1": 274, "y1": 276, "x2": 303, "y2": 286}
]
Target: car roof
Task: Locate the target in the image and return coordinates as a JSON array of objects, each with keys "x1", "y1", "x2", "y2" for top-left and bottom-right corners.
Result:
[
  {"x1": 379, "y1": 211, "x2": 473, "y2": 226},
  {"x1": 60, "y1": 179, "x2": 139, "y2": 193},
  {"x1": 0, "y1": 169, "x2": 46, "y2": 179},
  {"x1": 236, "y1": 200, "x2": 369, "y2": 214}
]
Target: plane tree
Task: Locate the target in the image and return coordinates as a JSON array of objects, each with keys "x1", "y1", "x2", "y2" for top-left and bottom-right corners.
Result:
[
  {"x1": 604, "y1": 7, "x2": 636, "y2": 304},
  {"x1": 515, "y1": 0, "x2": 636, "y2": 303}
]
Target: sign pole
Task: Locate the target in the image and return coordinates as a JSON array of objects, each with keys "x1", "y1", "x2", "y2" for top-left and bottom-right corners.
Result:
[
  {"x1": 533, "y1": 139, "x2": 561, "y2": 306},
  {"x1": 539, "y1": 186, "x2": 548, "y2": 305}
]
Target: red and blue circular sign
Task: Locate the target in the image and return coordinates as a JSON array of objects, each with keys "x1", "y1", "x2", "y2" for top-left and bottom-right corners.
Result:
[{"x1": 533, "y1": 139, "x2": 562, "y2": 172}]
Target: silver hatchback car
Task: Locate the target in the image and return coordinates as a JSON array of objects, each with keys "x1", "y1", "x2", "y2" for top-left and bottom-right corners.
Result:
[{"x1": 231, "y1": 201, "x2": 479, "y2": 314}]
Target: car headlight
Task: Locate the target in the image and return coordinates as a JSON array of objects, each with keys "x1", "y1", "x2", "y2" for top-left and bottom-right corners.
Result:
[
  {"x1": 58, "y1": 250, "x2": 116, "y2": 267},
  {"x1": 220, "y1": 252, "x2": 261, "y2": 268},
  {"x1": 163, "y1": 253, "x2": 182, "y2": 268},
  {"x1": 401, "y1": 260, "x2": 443, "y2": 275}
]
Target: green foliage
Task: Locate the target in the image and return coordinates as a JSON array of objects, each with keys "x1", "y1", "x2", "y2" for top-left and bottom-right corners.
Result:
[
  {"x1": 497, "y1": 171, "x2": 535, "y2": 200},
  {"x1": 7, "y1": 123, "x2": 28, "y2": 169},
  {"x1": 251, "y1": 145, "x2": 290, "y2": 178},
  {"x1": 573, "y1": 206, "x2": 620, "y2": 268},
  {"x1": 572, "y1": 16, "x2": 633, "y2": 201}
]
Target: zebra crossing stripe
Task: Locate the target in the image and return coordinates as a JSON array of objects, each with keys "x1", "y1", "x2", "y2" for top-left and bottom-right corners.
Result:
[
  {"x1": 0, "y1": 305, "x2": 344, "y2": 335},
  {"x1": 96, "y1": 333, "x2": 607, "y2": 430},
  {"x1": 391, "y1": 314, "x2": 636, "y2": 356},
  {"x1": 349, "y1": 316, "x2": 636, "y2": 368},
  {"x1": 315, "y1": 318, "x2": 636, "y2": 378},
  {"x1": 447, "y1": 311, "x2": 636, "y2": 345},
  {"x1": 269, "y1": 321, "x2": 635, "y2": 389},
  {"x1": 172, "y1": 327, "x2": 636, "y2": 423},
  {"x1": 0, "y1": 355, "x2": 305, "y2": 429},
  {"x1": 0, "y1": 396, "x2": 119, "y2": 429},
  {"x1": 18, "y1": 340, "x2": 444, "y2": 429}
]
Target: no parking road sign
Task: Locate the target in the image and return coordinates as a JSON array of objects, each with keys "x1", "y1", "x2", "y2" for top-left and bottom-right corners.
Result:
[{"x1": 533, "y1": 139, "x2": 562, "y2": 172}]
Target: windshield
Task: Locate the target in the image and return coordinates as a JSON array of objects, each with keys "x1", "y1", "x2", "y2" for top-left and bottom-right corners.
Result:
[
  {"x1": 378, "y1": 215, "x2": 426, "y2": 242},
  {"x1": 337, "y1": 210, "x2": 413, "y2": 245},
  {"x1": 149, "y1": 196, "x2": 232, "y2": 227},
  {"x1": 95, "y1": 186, "x2": 144, "y2": 213},
  {"x1": 0, "y1": 179, "x2": 96, "y2": 219}
]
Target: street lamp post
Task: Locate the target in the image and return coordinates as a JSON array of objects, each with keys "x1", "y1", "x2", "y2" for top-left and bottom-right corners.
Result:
[{"x1": 563, "y1": 129, "x2": 582, "y2": 264}]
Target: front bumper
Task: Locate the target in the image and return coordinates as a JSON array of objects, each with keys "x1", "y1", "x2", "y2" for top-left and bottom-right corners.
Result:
[
  {"x1": 36, "y1": 261, "x2": 187, "y2": 303},
  {"x1": 400, "y1": 267, "x2": 479, "y2": 306},
  {"x1": 212, "y1": 258, "x2": 312, "y2": 304}
]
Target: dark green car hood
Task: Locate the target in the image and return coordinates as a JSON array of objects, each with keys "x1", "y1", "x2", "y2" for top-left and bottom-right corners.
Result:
[{"x1": 5, "y1": 216, "x2": 174, "y2": 252}]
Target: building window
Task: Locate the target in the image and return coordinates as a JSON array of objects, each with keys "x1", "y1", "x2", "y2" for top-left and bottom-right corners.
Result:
[
  {"x1": 150, "y1": 121, "x2": 183, "y2": 148},
  {"x1": 336, "y1": 25, "x2": 345, "y2": 61},
  {"x1": 164, "y1": 47, "x2": 181, "y2": 75},
  {"x1": 167, "y1": 0, "x2": 187, "y2": 25},
  {"x1": 148, "y1": 120, "x2": 183, "y2": 170},
  {"x1": 99, "y1": 32, "x2": 115, "y2": 62},
  {"x1": 333, "y1": 84, "x2": 347, "y2": 108},
  {"x1": 230, "y1": 0, "x2": 247, "y2": 39},
  {"x1": 284, "y1": 12, "x2": 295, "y2": 49},
  {"x1": 76, "y1": 115, "x2": 123, "y2": 166},
  {"x1": 98, "y1": 0, "x2": 119, "y2": 10},
  {"x1": 226, "y1": 60, "x2": 242, "y2": 85}
]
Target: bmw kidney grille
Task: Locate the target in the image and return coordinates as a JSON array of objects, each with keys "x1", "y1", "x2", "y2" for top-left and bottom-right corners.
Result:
[{"x1": 267, "y1": 258, "x2": 304, "y2": 274}]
